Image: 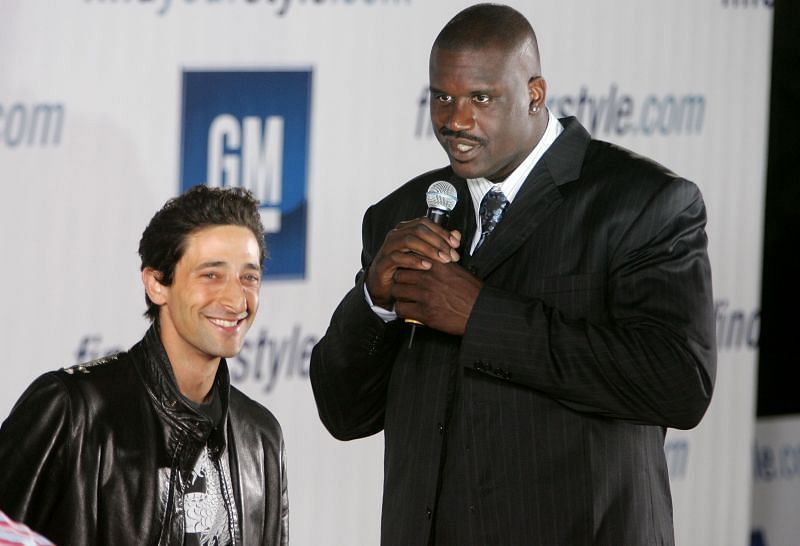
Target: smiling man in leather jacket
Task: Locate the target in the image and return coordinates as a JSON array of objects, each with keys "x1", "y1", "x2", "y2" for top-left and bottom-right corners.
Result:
[{"x1": 0, "y1": 185, "x2": 289, "y2": 545}]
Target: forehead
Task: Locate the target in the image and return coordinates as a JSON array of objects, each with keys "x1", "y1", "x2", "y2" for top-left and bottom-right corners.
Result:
[
  {"x1": 180, "y1": 225, "x2": 260, "y2": 264},
  {"x1": 430, "y1": 45, "x2": 523, "y2": 91}
]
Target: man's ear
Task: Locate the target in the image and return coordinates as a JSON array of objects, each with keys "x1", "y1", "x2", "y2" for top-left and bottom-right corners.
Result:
[
  {"x1": 142, "y1": 268, "x2": 168, "y2": 306},
  {"x1": 528, "y1": 76, "x2": 547, "y2": 113}
]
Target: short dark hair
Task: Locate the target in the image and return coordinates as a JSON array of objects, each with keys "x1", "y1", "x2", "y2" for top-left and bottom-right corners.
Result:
[
  {"x1": 138, "y1": 185, "x2": 266, "y2": 321},
  {"x1": 433, "y1": 3, "x2": 539, "y2": 63}
]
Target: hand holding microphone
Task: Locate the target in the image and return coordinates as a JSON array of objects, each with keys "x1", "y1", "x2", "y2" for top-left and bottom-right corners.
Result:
[
  {"x1": 404, "y1": 182, "x2": 458, "y2": 342},
  {"x1": 365, "y1": 180, "x2": 480, "y2": 340},
  {"x1": 364, "y1": 181, "x2": 460, "y2": 310}
]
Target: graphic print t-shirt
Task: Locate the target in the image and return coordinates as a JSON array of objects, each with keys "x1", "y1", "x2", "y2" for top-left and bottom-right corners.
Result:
[
  {"x1": 182, "y1": 447, "x2": 231, "y2": 546},
  {"x1": 159, "y1": 388, "x2": 235, "y2": 546},
  {"x1": 183, "y1": 389, "x2": 231, "y2": 546}
]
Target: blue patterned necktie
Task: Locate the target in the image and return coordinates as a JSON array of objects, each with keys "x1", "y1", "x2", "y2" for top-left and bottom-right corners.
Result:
[{"x1": 476, "y1": 188, "x2": 509, "y2": 250}]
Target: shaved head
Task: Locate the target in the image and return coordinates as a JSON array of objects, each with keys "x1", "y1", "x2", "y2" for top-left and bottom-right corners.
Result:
[
  {"x1": 428, "y1": 3, "x2": 548, "y2": 181},
  {"x1": 432, "y1": 3, "x2": 541, "y2": 74}
]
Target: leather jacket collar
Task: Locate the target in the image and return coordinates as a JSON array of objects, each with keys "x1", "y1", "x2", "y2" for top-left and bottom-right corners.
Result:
[{"x1": 132, "y1": 323, "x2": 230, "y2": 467}]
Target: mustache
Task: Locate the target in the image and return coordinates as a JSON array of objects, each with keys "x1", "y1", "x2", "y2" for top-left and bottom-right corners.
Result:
[{"x1": 438, "y1": 127, "x2": 487, "y2": 146}]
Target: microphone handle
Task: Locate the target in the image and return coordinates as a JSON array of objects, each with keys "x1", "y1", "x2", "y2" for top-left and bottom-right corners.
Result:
[{"x1": 427, "y1": 207, "x2": 449, "y2": 227}]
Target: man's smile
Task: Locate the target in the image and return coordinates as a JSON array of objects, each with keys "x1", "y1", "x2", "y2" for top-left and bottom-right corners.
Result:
[
  {"x1": 444, "y1": 136, "x2": 485, "y2": 162},
  {"x1": 206, "y1": 311, "x2": 249, "y2": 331}
]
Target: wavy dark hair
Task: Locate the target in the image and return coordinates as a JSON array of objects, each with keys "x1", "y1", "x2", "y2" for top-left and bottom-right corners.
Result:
[{"x1": 138, "y1": 185, "x2": 266, "y2": 321}]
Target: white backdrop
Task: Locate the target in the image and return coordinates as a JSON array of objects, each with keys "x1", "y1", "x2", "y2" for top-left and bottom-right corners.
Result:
[{"x1": 0, "y1": 1, "x2": 772, "y2": 545}]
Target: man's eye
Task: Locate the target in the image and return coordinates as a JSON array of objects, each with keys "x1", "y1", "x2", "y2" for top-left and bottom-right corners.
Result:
[
  {"x1": 434, "y1": 94, "x2": 452, "y2": 104},
  {"x1": 473, "y1": 95, "x2": 490, "y2": 104},
  {"x1": 202, "y1": 272, "x2": 218, "y2": 279},
  {"x1": 244, "y1": 274, "x2": 261, "y2": 283}
]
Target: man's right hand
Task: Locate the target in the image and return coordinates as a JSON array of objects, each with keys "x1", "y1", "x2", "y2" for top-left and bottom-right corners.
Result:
[{"x1": 365, "y1": 217, "x2": 462, "y2": 310}]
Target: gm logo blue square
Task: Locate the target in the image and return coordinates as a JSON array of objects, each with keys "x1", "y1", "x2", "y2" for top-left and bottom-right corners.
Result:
[{"x1": 180, "y1": 70, "x2": 312, "y2": 279}]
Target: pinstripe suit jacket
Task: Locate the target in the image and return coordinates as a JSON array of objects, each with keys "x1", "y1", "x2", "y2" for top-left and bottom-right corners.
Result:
[{"x1": 310, "y1": 117, "x2": 716, "y2": 546}]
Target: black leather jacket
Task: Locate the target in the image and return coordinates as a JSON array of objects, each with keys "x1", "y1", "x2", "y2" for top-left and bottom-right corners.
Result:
[{"x1": 0, "y1": 326, "x2": 289, "y2": 545}]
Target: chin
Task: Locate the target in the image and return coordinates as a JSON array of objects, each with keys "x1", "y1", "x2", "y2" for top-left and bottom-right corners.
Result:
[
  {"x1": 211, "y1": 341, "x2": 244, "y2": 360},
  {"x1": 450, "y1": 162, "x2": 481, "y2": 180},
  {"x1": 223, "y1": 344, "x2": 244, "y2": 359}
]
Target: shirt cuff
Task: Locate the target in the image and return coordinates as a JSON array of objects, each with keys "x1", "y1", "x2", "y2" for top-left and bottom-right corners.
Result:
[{"x1": 363, "y1": 283, "x2": 397, "y2": 322}]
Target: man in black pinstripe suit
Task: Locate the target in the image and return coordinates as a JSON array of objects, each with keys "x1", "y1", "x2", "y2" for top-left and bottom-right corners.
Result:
[{"x1": 310, "y1": 4, "x2": 716, "y2": 545}]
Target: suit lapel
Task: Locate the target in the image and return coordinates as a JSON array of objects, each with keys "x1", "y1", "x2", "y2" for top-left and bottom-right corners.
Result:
[
  {"x1": 468, "y1": 166, "x2": 562, "y2": 277},
  {"x1": 445, "y1": 176, "x2": 476, "y2": 269},
  {"x1": 467, "y1": 116, "x2": 591, "y2": 279},
  {"x1": 450, "y1": 176, "x2": 474, "y2": 239}
]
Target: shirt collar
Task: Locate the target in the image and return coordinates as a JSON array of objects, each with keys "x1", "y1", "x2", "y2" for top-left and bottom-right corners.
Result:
[{"x1": 466, "y1": 109, "x2": 563, "y2": 206}]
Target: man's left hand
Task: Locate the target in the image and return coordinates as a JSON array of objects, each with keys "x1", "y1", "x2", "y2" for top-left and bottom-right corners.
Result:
[{"x1": 391, "y1": 261, "x2": 483, "y2": 336}]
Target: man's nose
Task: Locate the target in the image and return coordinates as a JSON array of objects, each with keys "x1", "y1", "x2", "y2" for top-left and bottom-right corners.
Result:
[
  {"x1": 220, "y1": 278, "x2": 247, "y2": 313},
  {"x1": 445, "y1": 98, "x2": 475, "y2": 131}
]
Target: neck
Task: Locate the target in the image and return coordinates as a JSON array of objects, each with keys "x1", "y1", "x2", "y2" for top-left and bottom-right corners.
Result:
[
  {"x1": 170, "y1": 355, "x2": 220, "y2": 404},
  {"x1": 156, "y1": 320, "x2": 221, "y2": 404}
]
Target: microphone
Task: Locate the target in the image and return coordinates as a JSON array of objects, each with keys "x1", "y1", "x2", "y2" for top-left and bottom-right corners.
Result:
[
  {"x1": 405, "y1": 181, "x2": 458, "y2": 346},
  {"x1": 424, "y1": 180, "x2": 458, "y2": 228}
]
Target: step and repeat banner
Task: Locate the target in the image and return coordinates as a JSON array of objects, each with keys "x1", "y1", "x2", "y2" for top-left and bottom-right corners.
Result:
[
  {"x1": 752, "y1": 416, "x2": 800, "y2": 546},
  {"x1": 0, "y1": 1, "x2": 773, "y2": 544}
]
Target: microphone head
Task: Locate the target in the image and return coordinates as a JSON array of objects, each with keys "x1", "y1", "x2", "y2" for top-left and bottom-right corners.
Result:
[{"x1": 426, "y1": 181, "x2": 458, "y2": 212}]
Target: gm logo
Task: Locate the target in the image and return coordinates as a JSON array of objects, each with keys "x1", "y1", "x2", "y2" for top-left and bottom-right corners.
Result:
[{"x1": 180, "y1": 70, "x2": 313, "y2": 279}]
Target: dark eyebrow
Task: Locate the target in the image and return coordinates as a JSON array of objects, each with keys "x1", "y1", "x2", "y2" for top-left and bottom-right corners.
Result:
[
  {"x1": 197, "y1": 261, "x2": 227, "y2": 269},
  {"x1": 428, "y1": 85, "x2": 496, "y2": 96},
  {"x1": 196, "y1": 261, "x2": 261, "y2": 272}
]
